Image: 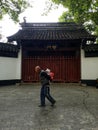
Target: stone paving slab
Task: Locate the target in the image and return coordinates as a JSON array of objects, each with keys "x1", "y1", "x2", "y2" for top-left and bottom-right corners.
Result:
[{"x1": 0, "y1": 83, "x2": 98, "y2": 130}]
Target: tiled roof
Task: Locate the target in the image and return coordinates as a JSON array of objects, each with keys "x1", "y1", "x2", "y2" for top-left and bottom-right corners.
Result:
[
  {"x1": 0, "y1": 42, "x2": 19, "y2": 52},
  {"x1": 8, "y1": 22, "x2": 96, "y2": 41},
  {"x1": 84, "y1": 44, "x2": 98, "y2": 51}
]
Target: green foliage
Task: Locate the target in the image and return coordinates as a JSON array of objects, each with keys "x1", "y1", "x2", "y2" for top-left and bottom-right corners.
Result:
[
  {"x1": 95, "y1": 26, "x2": 98, "y2": 36},
  {"x1": 91, "y1": 12, "x2": 98, "y2": 25},
  {"x1": 42, "y1": 0, "x2": 58, "y2": 16},
  {"x1": 0, "y1": 0, "x2": 30, "y2": 22},
  {"x1": 59, "y1": 11, "x2": 74, "y2": 22},
  {"x1": 51, "y1": 0, "x2": 98, "y2": 35}
]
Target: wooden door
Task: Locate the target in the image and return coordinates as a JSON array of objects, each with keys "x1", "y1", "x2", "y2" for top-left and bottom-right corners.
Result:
[{"x1": 22, "y1": 55, "x2": 80, "y2": 82}]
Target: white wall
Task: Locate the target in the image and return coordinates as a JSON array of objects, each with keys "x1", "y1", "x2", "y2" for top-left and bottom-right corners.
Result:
[
  {"x1": 81, "y1": 49, "x2": 98, "y2": 80},
  {"x1": 0, "y1": 50, "x2": 21, "y2": 80}
]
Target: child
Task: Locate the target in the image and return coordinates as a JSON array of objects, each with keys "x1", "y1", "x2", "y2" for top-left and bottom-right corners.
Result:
[{"x1": 46, "y1": 68, "x2": 54, "y2": 81}]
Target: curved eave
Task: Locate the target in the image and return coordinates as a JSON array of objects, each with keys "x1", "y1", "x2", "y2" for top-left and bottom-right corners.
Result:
[
  {"x1": 7, "y1": 30, "x2": 21, "y2": 42},
  {"x1": 7, "y1": 29, "x2": 96, "y2": 42}
]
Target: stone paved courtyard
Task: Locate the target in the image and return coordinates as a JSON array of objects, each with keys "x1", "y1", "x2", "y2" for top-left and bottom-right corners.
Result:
[{"x1": 0, "y1": 83, "x2": 98, "y2": 130}]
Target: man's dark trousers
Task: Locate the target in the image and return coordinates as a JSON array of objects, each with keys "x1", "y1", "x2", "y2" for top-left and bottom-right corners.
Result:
[{"x1": 40, "y1": 85, "x2": 55, "y2": 106}]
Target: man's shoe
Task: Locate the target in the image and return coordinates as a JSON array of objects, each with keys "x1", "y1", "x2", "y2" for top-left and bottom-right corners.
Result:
[
  {"x1": 51, "y1": 101, "x2": 56, "y2": 107},
  {"x1": 38, "y1": 105, "x2": 46, "y2": 107}
]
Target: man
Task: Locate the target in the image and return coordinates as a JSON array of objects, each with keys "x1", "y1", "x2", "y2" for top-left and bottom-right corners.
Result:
[{"x1": 35, "y1": 66, "x2": 56, "y2": 107}]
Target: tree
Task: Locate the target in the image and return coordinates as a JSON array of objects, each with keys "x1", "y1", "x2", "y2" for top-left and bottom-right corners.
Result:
[
  {"x1": 0, "y1": 0, "x2": 30, "y2": 22},
  {"x1": 51, "y1": 0, "x2": 98, "y2": 35},
  {"x1": 59, "y1": 11, "x2": 74, "y2": 22}
]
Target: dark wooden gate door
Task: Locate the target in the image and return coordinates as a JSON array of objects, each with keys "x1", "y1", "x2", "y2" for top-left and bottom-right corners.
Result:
[{"x1": 22, "y1": 56, "x2": 80, "y2": 82}]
